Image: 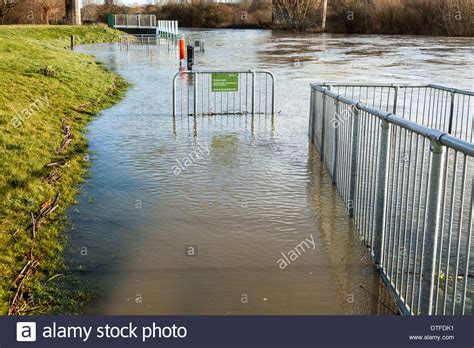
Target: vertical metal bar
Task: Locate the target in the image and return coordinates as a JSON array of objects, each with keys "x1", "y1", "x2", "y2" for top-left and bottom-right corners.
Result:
[
  {"x1": 320, "y1": 93, "x2": 327, "y2": 161},
  {"x1": 313, "y1": 91, "x2": 319, "y2": 152},
  {"x1": 374, "y1": 119, "x2": 391, "y2": 266},
  {"x1": 349, "y1": 105, "x2": 359, "y2": 218},
  {"x1": 271, "y1": 73, "x2": 275, "y2": 116},
  {"x1": 332, "y1": 100, "x2": 339, "y2": 184},
  {"x1": 461, "y1": 174, "x2": 473, "y2": 314},
  {"x1": 309, "y1": 88, "x2": 314, "y2": 142},
  {"x1": 448, "y1": 92, "x2": 455, "y2": 134},
  {"x1": 194, "y1": 73, "x2": 198, "y2": 117},
  {"x1": 442, "y1": 151, "x2": 458, "y2": 314},
  {"x1": 451, "y1": 156, "x2": 467, "y2": 314},
  {"x1": 420, "y1": 140, "x2": 446, "y2": 315},
  {"x1": 412, "y1": 139, "x2": 430, "y2": 313},
  {"x1": 173, "y1": 73, "x2": 178, "y2": 118},
  {"x1": 400, "y1": 132, "x2": 414, "y2": 297},
  {"x1": 251, "y1": 71, "x2": 256, "y2": 116}
]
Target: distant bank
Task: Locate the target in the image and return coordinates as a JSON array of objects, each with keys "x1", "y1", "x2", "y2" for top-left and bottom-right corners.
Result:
[
  {"x1": 1, "y1": 1, "x2": 471, "y2": 37},
  {"x1": 152, "y1": 2, "x2": 472, "y2": 37}
]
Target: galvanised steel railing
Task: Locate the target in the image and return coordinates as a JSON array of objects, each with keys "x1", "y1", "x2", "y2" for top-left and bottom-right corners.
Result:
[
  {"x1": 173, "y1": 70, "x2": 275, "y2": 118},
  {"x1": 309, "y1": 83, "x2": 473, "y2": 315},
  {"x1": 118, "y1": 34, "x2": 179, "y2": 52},
  {"x1": 114, "y1": 14, "x2": 157, "y2": 28}
]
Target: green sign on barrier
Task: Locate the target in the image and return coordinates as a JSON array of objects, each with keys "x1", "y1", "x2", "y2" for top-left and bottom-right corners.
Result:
[{"x1": 212, "y1": 73, "x2": 239, "y2": 92}]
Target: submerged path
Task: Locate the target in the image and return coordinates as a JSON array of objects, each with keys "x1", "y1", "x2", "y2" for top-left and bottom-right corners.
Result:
[{"x1": 69, "y1": 30, "x2": 473, "y2": 314}]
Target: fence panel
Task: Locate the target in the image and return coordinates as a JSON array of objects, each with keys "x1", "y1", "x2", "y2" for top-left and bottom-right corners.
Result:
[
  {"x1": 114, "y1": 14, "x2": 157, "y2": 28},
  {"x1": 309, "y1": 83, "x2": 474, "y2": 315},
  {"x1": 173, "y1": 71, "x2": 275, "y2": 118}
]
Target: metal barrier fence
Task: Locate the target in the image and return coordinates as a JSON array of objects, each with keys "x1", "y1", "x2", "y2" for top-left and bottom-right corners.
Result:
[
  {"x1": 157, "y1": 20, "x2": 179, "y2": 38},
  {"x1": 118, "y1": 34, "x2": 179, "y2": 52},
  {"x1": 114, "y1": 14, "x2": 157, "y2": 28},
  {"x1": 173, "y1": 70, "x2": 275, "y2": 117},
  {"x1": 309, "y1": 83, "x2": 473, "y2": 315}
]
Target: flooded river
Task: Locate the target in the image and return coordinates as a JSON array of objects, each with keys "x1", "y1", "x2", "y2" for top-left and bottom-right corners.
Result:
[{"x1": 69, "y1": 31, "x2": 473, "y2": 314}]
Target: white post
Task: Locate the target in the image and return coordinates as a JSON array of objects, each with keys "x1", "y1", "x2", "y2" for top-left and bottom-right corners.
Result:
[{"x1": 321, "y1": 0, "x2": 328, "y2": 30}]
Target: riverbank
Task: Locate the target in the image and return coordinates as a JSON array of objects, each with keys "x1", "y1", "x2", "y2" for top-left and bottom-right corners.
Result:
[
  {"x1": 151, "y1": 1, "x2": 471, "y2": 37},
  {"x1": 0, "y1": 25, "x2": 128, "y2": 314}
]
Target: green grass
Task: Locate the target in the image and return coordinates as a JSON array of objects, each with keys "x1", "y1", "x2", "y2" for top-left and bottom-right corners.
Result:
[{"x1": 0, "y1": 25, "x2": 128, "y2": 315}]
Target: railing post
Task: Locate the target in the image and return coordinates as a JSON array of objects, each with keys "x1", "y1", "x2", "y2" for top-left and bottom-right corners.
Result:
[
  {"x1": 193, "y1": 73, "x2": 198, "y2": 117},
  {"x1": 309, "y1": 88, "x2": 314, "y2": 142},
  {"x1": 447, "y1": 92, "x2": 455, "y2": 134},
  {"x1": 374, "y1": 119, "x2": 391, "y2": 266},
  {"x1": 270, "y1": 73, "x2": 275, "y2": 116},
  {"x1": 251, "y1": 71, "x2": 256, "y2": 116},
  {"x1": 420, "y1": 140, "x2": 446, "y2": 315},
  {"x1": 332, "y1": 99, "x2": 339, "y2": 184},
  {"x1": 312, "y1": 90, "x2": 319, "y2": 149},
  {"x1": 461, "y1": 175, "x2": 473, "y2": 315},
  {"x1": 392, "y1": 86, "x2": 399, "y2": 115},
  {"x1": 320, "y1": 92, "x2": 327, "y2": 161},
  {"x1": 348, "y1": 105, "x2": 360, "y2": 218},
  {"x1": 173, "y1": 73, "x2": 178, "y2": 118}
]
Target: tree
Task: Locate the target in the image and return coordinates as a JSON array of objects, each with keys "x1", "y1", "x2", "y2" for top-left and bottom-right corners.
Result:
[
  {"x1": 0, "y1": 0, "x2": 25, "y2": 24},
  {"x1": 95, "y1": 0, "x2": 129, "y2": 24},
  {"x1": 272, "y1": 0, "x2": 322, "y2": 31},
  {"x1": 36, "y1": 0, "x2": 62, "y2": 24}
]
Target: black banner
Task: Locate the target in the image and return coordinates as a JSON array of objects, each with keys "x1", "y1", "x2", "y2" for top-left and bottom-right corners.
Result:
[{"x1": 1, "y1": 316, "x2": 472, "y2": 347}]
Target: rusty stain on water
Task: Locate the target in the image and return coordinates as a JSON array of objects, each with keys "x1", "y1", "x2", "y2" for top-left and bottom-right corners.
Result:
[{"x1": 68, "y1": 30, "x2": 473, "y2": 314}]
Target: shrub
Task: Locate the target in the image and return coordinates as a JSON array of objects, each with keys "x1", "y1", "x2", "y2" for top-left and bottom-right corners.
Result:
[
  {"x1": 155, "y1": 3, "x2": 239, "y2": 28},
  {"x1": 328, "y1": 0, "x2": 472, "y2": 36},
  {"x1": 38, "y1": 65, "x2": 59, "y2": 78}
]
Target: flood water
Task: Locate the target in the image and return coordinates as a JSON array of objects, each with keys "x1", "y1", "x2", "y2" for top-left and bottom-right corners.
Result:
[{"x1": 69, "y1": 31, "x2": 474, "y2": 314}]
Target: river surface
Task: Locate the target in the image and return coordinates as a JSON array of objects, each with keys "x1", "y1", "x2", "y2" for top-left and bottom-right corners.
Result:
[{"x1": 69, "y1": 30, "x2": 474, "y2": 314}]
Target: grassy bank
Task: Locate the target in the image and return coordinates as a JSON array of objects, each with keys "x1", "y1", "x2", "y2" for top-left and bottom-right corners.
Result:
[{"x1": 0, "y1": 25, "x2": 128, "y2": 315}]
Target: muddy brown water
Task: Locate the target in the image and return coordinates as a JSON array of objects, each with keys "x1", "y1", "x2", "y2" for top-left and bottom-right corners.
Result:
[{"x1": 68, "y1": 30, "x2": 473, "y2": 314}]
